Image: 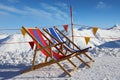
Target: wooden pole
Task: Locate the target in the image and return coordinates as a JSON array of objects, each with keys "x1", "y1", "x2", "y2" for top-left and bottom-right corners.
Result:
[{"x1": 70, "y1": 5, "x2": 74, "y2": 48}]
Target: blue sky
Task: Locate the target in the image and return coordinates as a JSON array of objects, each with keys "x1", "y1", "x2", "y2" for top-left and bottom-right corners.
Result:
[{"x1": 0, "y1": 0, "x2": 120, "y2": 31}]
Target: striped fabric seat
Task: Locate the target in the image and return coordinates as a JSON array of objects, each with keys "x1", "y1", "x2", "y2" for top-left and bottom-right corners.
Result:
[
  {"x1": 27, "y1": 28, "x2": 64, "y2": 59},
  {"x1": 21, "y1": 26, "x2": 94, "y2": 76},
  {"x1": 46, "y1": 28, "x2": 83, "y2": 52}
]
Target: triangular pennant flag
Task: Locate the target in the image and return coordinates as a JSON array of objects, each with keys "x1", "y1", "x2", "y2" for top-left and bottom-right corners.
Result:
[
  {"x1": 21, "y1": 28, "x2": 26, "y2": 37},
  {"x1": 63, "y1": 25, "x2": 68, "y2": 32},
  {"x1": 92, "y1": 27, "x2": 98, "y2": 35},
  {"x1": 29, "y1": 41, "x2": 35, "y2": 49},
  {"x1": 84, "y1": 37, "x2": 90, "y2": 45}
]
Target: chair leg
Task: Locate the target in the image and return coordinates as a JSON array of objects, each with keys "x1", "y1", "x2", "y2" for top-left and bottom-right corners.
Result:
[
  {"x1": 31, "y1": 45, "x2": 38, "y2": 70},
  {"x1": 67, "y1": 59, "x2": 77, "y2": 67},
  {"x1": 31, "y1": 51, "x2": 37, "y2": 70},
  {"x1": 75, "y1": 55, "x2": 90, "y2": 68},
  {"x1": 45, "y1": 57, "x2": 48, "y2": 62},
  {"x1": 84, "y1": 52, "x2": 95, "y2": 62},
  {"x1": 56, "y1": 62, "x2": 71, "y2": 77}
]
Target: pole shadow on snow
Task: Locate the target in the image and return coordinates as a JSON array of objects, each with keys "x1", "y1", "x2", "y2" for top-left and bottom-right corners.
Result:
[{"x1": 0, "y1": 64, "x2": 30, "y2": 80}]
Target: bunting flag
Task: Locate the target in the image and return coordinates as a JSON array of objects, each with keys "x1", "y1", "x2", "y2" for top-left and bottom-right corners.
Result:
[
  {"x1": 63, "y1": 25, "x2": 68, "y2": 32},
  {"x1": 92, "y1": 27, "x2": 98, "y2": 35},
  {"x1": 29, "y1": 41, "x2": 35, "y2": 49},
  {"x1": 84, "y1": 37, "x2": 90, "y2": 45},
  {"x1": 21, "y1": 28, "x2": 26, "y2": 37}
]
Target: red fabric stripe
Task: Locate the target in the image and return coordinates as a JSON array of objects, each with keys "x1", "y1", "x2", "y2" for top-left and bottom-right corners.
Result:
[
  {"x1": 28, "y1": 29, "x2": 49, "y2": 57},
  {"x1": 28, "y1": 28, "x2": 64, "y2": 59},
  {"x1": 36, "y1": 29, "x2": 47, "y2": 46},
  {"x1": 28, "y1": 29, "x2": 37, "y2": 43},
  {"x1": 36, "y1": 29, "x2": 64, "y2": 59}
]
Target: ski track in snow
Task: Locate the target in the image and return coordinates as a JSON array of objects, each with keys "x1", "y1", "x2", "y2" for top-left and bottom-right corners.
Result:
[{"x1": 0, "y1": 26, "x2": 120, "y2": 80}]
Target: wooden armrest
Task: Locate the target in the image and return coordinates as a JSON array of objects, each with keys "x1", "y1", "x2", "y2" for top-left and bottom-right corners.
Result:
[
  {"x1": 36, "y1": 44, "x2": 55, "y2": 51},
  {"x1": 55, "y1": 41, "x2": 66, "y2": 46},
  {"x1": 36, "y1": 41, "x2": 66, "y2": 51}
]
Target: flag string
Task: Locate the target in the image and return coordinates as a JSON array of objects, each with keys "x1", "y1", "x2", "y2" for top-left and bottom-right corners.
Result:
[{"x1": 0, "y1": 36, "x2": 120, "y2": 44}]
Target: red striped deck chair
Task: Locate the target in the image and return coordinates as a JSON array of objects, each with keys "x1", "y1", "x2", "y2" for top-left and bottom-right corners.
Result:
[
  {"x1": 21, "y1": 26, "x2": 91, "y2": 76},
  {"x1": 43, "y1": 26, "x2": 94, "y2": 67}
]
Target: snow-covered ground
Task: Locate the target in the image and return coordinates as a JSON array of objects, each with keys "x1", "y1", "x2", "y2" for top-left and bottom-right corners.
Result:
[{"x1": 0, "y1": 25, "x2": 120, "y2": 80}]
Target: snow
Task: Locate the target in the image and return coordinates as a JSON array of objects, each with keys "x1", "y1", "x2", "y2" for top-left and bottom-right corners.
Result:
[{"x1": 0, "y1": 25, "x2": 120, "y2": 80}]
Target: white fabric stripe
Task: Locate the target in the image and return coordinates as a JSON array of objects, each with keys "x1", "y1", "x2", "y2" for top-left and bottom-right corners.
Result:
[
  {"x1": 52, "y1": 28, "x2": 63, "y2": 42},
  {"x1": 47, "y1": 28, "x2": 76, "y2": 52},
  {"x1": 47, "y1": 28, "x2": 58, "y2": 44},
  {"x1": 52, "y1": 28, "x2": 76, "y2": 52}
]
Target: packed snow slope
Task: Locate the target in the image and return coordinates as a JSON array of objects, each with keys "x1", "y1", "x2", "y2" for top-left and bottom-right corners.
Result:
[{"x1": 0, "y1": 25, "x2": 120, "y2": 80}]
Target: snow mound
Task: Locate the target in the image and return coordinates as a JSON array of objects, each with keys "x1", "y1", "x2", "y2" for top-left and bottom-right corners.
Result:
[
  {"x1": 9, "y1": 57, "x2": 120, "y2": 80},
  {"x1": 69, "y1": 27, "x2": 120, "y2": 48},
  {"x1": 99, "y1": 40, "x2": 120, "y2": 48},
  {"x1": 0, "y1": 34, "x2": 45, "y2": 65},
  {"x1": 0, "y1": 33, "x2": 9, "y2": 41},
  {"x1": 91, "y1": 40, "x2": 120, "y2": 57}
]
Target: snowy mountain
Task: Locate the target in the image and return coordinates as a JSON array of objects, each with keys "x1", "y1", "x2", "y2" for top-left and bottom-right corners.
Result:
[
  {"x1": 78, "y1": 26, "x2": 92, "y2": 30},
  {"x1": 0, "y1": 26, "x2": 120, "y2": 80},
  {"x1": 72, "y1": 25, "x2": 120, "y2": 48},
  {"x1": 107, "y1": 24, "x2": 120, "y2": 30}
]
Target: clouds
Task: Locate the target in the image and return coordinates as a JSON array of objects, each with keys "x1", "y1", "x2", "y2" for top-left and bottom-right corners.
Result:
[
  {"x1": 96, "y1": 1, "x2": 106, "y2": 9},
  {"x1": 0, "y1": 3, "x2": 24, "y2": 15},
  {"x1": 7, "y1": 0, "x2": 19, "y2": 3},
  {"x1": 0, "y1": 11, "x2": 10, "y2": 15},
  {"x1": 95, "y1": 1, "x2": 112, "y2": 10},
  {"x1": 24, "y1": 6, "x2": 52, "y2": 19},
  {"x1": 39, "y1": 2, "x2": 69, "y2": 21},
  {"x1": 0, "y1": 0, "x2": 69, "y2": 26},
  {"x1": 0, "y1": 2, "x2": 69, "y2": 23}
]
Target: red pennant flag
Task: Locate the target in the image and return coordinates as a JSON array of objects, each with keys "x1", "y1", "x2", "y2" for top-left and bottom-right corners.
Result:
[
  {"x1": 63, "y1": 25, "x2": 68, "y2": 32},
  {"x1": 29, "y1": 41, "x2": 34, "y2": 49}
]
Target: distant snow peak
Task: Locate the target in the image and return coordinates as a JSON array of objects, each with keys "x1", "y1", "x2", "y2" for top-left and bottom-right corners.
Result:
[
  {"x1": 108, "y1": 24, "x2": 120, "y2": 30},
  {"x1": 114, "y1": 24, "x2": 119, "y2": 27},
  {"x1": 78, "y1": 26, "x2": 92, "y2": 30}
]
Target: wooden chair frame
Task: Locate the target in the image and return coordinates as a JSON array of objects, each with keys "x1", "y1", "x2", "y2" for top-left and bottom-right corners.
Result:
[
  {"x1": 43, "y1": 26, "x2": 94, "y2": 66},
  {"x1": 21, "y1": 26, "x2": 92, "y2": 76}
]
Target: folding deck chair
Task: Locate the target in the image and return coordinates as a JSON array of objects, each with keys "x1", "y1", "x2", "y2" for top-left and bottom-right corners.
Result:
[
  {"x1": 43, "y1": 26, "x2": 94, "y2": 66},
  {"x1": 21, "y1": 26, "x2": 91, "y2": 76}
]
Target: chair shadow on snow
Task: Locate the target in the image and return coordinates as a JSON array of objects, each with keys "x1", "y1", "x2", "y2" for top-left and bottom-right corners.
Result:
[
  {"x1": 0, "y1": 64, "x2": 30, "y2": 80},
  {"x1": 0, "y1": 62, "x2": 88, "y2": 79},
  {"x1": 58, "y1": 62, "x2": 87, "y2": 77}
]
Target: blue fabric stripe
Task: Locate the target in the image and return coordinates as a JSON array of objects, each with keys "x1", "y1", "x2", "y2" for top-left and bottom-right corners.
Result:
[
  {"x1": 47, "y1": 28, "x2": 56, "y2": 44},
  {"x1": 33, "y1": 29, "x2": 43, "y2": 46},
  {"x1": 47, "y1": 28, "x2": 82, "y2": 52},
  {"x1": 48, "y1": 28, "x2": 63, "y2": 42},
  {"x1": 47, "y1": 28, "x2": 75, "y2": 51},
  {"x1": 32, "y1": 29, "x2": 62, "y2": 59}
]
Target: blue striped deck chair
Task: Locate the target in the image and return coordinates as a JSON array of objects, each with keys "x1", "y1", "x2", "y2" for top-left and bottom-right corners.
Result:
[
  {"x1": 43, "y1": 26, "x2": 94, "y2": 67},
  {"x1": 21, "y1": 26, "x2": 91, "y2": 76}
]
